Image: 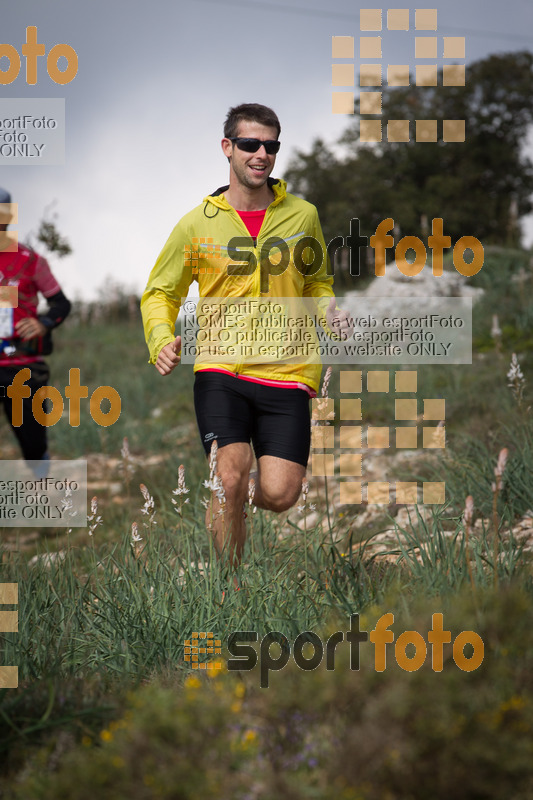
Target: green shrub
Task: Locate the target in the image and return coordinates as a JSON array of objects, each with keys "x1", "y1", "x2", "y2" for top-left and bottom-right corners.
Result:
[{"x1": 6, "y1": 586, "x2": 533, "y2": 800}]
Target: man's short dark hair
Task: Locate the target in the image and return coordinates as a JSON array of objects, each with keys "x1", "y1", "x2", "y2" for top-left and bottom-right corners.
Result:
[{"x1": 224, "y1": 104, "x2": 281, "y2": 139}]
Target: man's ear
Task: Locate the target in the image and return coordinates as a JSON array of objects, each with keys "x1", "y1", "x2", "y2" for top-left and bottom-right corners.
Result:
[{"x1": 221, "y1": 137, "x2": 234, "y2": 161}]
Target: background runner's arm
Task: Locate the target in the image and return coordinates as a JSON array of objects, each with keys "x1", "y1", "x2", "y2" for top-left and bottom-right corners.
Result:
[
  {"x1": 38, "y1": 290, "x2": 71, "y2": 329},
  {"x1": 15, "y1": 253, "x2": 71, "y2": 340},
  {"x1": 34, "y1": 253, "x2": 71, "y2": 328}
]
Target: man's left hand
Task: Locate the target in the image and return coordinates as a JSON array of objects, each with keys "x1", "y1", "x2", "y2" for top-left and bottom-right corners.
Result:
[
  {"x1": 326, "y1": 297, "x2": 354, "y2": 341},
  {"x1": 15, "y1": 318, "x2": 47, "y2": 340}
]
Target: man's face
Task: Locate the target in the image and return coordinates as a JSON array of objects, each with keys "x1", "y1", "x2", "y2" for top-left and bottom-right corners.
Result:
[{"x1": 222, "y1": 120, "x2": 278, "y2": 191}]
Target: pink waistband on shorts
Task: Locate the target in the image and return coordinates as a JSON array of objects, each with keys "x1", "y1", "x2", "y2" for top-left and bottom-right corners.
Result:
[{"x1": 196, "y1": 368, "x2": 317, "y2": 397}]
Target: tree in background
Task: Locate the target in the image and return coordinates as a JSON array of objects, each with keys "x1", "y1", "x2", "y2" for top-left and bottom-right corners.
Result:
[
  {"x1": 35, "y1": 217, "x2": 72, "y2": 258},
  {"x1": 24, "y1": 200, "x2": 72, "y2": 259},
  {"x1": 284, "y1": 51, "x2": 533, "y2": 277}
]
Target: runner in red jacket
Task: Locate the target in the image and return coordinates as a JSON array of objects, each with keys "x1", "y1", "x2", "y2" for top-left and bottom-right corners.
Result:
[{"x1": 0, "y1": 188, "x2": 71, "y2": 474}]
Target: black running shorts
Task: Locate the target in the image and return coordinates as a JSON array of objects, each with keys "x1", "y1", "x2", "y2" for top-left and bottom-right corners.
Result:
[{"x1": 193, "y1": 371, "x2": 311, "y2": 466}]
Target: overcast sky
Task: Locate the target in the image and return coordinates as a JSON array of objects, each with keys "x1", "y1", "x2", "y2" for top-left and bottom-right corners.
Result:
[{"x1": 2, "y1": 0, "x2": 532, "y2": 300}]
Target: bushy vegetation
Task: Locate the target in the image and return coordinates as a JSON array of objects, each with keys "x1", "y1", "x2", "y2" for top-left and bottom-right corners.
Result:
[{"x1": 4, "y1": 588, "x2": 533, "y2": 800}]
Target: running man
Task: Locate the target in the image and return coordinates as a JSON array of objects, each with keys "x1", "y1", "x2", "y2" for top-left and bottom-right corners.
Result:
[
  {"x1": 0, "y1": 187, "x2": 71, "y2": 475},
  {"x1": 141, "y1": 104, "x2": 350, "y2": 563}
]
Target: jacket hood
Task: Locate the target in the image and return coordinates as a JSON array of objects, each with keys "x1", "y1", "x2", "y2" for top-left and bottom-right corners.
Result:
[{"x1": 203, "y1": 177, "x2": 287, "y2": 210}]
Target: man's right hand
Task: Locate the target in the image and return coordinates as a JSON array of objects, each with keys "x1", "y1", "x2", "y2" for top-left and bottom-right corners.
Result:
[{"x1": 155, "y1": 336, "x2": 181, "y2": 376}]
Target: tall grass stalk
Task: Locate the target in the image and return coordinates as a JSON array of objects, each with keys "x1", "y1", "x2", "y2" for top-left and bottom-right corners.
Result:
[
  {"x1": 318, "y1": 366, "x2": 333, "y2": 537},
  {"x1": 492, "y1": 447, "x2": 508, "y2": 587},
  {"x1": 120, "y1": 436, "x2": 135, "y2": 498},
  {"x1": 171, "y1": 463, "x2": 190, "y2": 541},
  {"x1": 248, "y1": 478, "x2": 256, "y2": 561},
  {"x1": 462, "y1": 495, "x2": 477, "y2": 603}
]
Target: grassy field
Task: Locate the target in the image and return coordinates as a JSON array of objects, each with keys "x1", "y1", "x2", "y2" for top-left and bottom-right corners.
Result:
[{"x1": 1, "y1": 247, "x2": 533, "y2": 798}]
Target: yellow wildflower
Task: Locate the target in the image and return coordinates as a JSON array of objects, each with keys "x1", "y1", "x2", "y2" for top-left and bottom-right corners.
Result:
[
  {"x1": 242, "y1": 729, "x2": 257, "y2": 745},
  {"x1": 206, "y1": 660, "x2": 224, "y2": 677},
  {"x1": 500, "y1": 695, "x2": 526, "y2": 712}
]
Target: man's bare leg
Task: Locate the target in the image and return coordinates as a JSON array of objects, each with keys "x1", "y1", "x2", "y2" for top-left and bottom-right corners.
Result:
[
  {"x1": 253, "y1": 455, "x2": 306, "y2": 512},
  {"x1": 207, "y1": 448, "x2": 306, "y2": 569},
  {"x1": 206, "y1": 442, "x2": 253, "y2": 566}
]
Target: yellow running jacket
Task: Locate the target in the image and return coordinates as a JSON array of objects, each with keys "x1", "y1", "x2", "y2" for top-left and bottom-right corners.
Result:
[{"x1": 141, "y1": 178, "x2": 335, "y2": 393}]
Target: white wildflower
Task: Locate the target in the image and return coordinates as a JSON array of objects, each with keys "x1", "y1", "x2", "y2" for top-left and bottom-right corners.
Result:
[
  {"x1": 204, "y1": 475, "x2": 226, "y2": 504},
  {"x1": 60, "y1": 486, "x2": 77, "y2": 518},
  {"x1": 321, "y1": 366, "x2": 332, "y2": 398},
  {"x1": 172, "y1": 464, "x2": 190, "y2": 497},
  {"x1": 493, "y1": 447, "x2": 509, "y2": 493},
  {"x1": 172, "y1": 464, "x2": 190, "y2": 515},
  {"x1": 298, "y1": 479, "x2": 310, "y2": 515},
  {"x1": 131, "y1": 521, "x2": 143, "y2": 543},
  {"x1": 120, "y1": 436, "x2": 135, "y2": 479},
  {"x1": 491, "y1": 314, "x2": 502, "y2": 339},
  {"x1": 507, "y1": 353, "x2": 526, "y2": 407},
  {"x1": 140, "y1": 483, "x2": 156, "y2": 527},
  {"x1": 248, "y1": 478, "x2": 257, "y2": 514},
  {"x1": 204, "y1": 440, "x2": 226, "y2": 508},
  {"x1": 87, "y1": 495, "x2": 103, "y2": 537},
  {"x1": 507, "y1": 353, "x2": 524, "y2": 385},
  {"x1": 314, "y1": 367, "x2": 334, "y2": 424},
  {"x1": 121, "y1": 436, "x2": 130, "y2": 461}
]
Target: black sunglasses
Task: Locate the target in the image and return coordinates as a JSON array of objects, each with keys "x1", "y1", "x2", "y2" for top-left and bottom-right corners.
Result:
[{"x1": 229, "y1": 137, "x2": 281, "y2": 154}]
